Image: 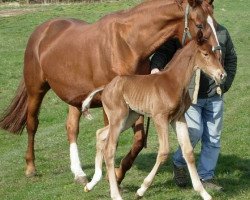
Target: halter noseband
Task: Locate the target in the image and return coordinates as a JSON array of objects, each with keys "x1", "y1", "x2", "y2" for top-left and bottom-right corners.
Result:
[{"x1": 212, "y1": 45, "x2": 221, "y2": 52}]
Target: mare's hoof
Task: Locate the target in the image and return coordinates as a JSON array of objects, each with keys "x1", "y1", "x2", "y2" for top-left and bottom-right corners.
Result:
[
  {"x1": 25, "y1": 170, "x2": 36, "y2": 178},
  {"x1": 105, "y1": 168, "x2": 124, "y2": 183},
  {"x1": 75, "y1": 176, "x2": 88, "y2": 186}
]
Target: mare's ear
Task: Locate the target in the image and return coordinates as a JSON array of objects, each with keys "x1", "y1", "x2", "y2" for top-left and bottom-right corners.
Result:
[
  {"x1": 196, "y1": 29, "x2": 205, "y2": 45},
  {"x1": 188, "y1": 0, "x2": 203, "y2": 8}
]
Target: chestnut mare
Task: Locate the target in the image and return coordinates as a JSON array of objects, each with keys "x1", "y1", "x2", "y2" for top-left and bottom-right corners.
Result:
[
  {"x1": 0, "y1": 0, "x2": 219, "y2": 185},
  {"x1": 82, "y1": 35, "x2": 226, "y2": 200}
]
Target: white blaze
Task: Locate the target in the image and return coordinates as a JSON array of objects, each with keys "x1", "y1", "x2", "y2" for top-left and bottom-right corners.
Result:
[{"x1": 207, "y1": 15, "x2": 222, "y2": 54}]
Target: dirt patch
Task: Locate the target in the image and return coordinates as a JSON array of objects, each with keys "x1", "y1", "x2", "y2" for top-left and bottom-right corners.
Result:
[
  {"x1": 0, "y1": 2, "x2": 38, "y2": 17},
  {"x1": 0, "y1": 8, "x2": 36, "y2": 17}
]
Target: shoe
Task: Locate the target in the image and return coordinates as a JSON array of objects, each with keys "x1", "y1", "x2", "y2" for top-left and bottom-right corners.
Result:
[
  {"x1": 201, "y1": 178, "x2": 223, "y2": 191},
  {"x1": 173, "y1": 164, "x2": 188, "y2": 187}
]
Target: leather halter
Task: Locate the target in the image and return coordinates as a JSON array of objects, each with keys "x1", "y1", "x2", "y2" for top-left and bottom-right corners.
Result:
[
  {"x1": 182, "y1": 4, "x2": 221, "y2": 53},
  {"x1": 212, "y1": 45, "x2": 222, "y2": 52},
  {"x1": 182, "y1": 4, "x2": 192, "y2": 45}
]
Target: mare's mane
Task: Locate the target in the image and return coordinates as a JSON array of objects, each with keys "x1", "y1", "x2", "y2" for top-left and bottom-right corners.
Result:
[{"x1": 99, "y1": 0, "x2": 181, "y2": 21}]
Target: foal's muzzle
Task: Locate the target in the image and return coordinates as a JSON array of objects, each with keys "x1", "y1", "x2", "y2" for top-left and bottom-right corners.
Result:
[{"x1": 215, "y1": 70, "x2": 227, "y2": 85}]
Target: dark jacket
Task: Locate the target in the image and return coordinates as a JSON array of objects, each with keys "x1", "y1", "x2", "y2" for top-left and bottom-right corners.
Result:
[{"x1": 150, "y1": 23, "x2": 237, "y2": 98}]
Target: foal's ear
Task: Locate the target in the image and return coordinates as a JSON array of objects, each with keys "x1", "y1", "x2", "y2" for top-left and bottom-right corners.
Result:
[
  {"x1": 188, "y1": 0, "x2": 203, "y2": 8},
  {"x1": 196, "y1": 29, "x2": 205, "y2": 45}
]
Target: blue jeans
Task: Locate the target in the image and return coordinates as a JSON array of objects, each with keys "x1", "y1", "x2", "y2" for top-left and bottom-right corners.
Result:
[{"x1": 173, "y1": 95, "x2": 224, "y2": 180}]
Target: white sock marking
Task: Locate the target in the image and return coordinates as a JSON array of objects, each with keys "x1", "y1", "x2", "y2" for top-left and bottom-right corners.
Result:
[{"x1": 70, "y1": 143, "x2": 86, "y2": 177}]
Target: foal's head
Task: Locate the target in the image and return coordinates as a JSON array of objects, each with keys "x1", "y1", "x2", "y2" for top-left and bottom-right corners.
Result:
[
  {"x1": 194, "y1": 31, "x2": 226, "y2": 85},
  {"x1": 184, "y1": 0, "x2": 221, "y2": 60}
]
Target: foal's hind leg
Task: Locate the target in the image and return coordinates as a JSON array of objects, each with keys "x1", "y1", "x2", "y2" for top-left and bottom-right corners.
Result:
[
  {"x1": 174, "y1": 116, "x2": 212, "y2": 200},
  {"x1": 84, "y1": 125, "x2": 109, "y2": 192},
  {"x1": 104, "y1": 123, "x2": 125, "y2": 200},
  {"x1": 115, "y1": 115, "x2": 146, "y2": 184},
  {"x1": 66, "y1": 105, "x2": 88, "y2": 185}
]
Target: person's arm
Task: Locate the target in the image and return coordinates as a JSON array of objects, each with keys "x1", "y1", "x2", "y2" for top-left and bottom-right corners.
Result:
[
  {"x1": 222, "y1": 31, "x2": 237, "y2": 93},
  {"x1": 150, "y1": 38, "x2": 181, "y2": 73}
]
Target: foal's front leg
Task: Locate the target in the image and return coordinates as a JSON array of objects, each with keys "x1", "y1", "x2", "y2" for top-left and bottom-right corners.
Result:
[
  {"x1": 136, "y1": 115, "x2": 169, "y2": 198},
  {"x1": 174, "y1": 116, "x2": 212, "y2": 200},
  {"x1": 66, "y1": 105, "x2": 88, "y2": 185}
]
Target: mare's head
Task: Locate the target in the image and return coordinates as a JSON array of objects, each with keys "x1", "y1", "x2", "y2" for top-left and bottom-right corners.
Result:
[
  {"x1": 194, "y1": 30, "x2": 226, "y2": 85},
  {"x1": 182, "y1": 0, "x2": 221, "y2": 60}
]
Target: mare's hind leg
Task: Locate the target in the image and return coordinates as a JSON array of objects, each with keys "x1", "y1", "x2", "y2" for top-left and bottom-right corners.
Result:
[
  {"x1": 25, "y1": 88, "x2": 49, "y2": 177},
  {"x1": 173, "y1": 116, "x2": 212, "y2": 200},
  {"x1": 66, "y1": 105, "x2": 88, "y2": 185},
  {"x1": 115, "y1": 115, "x2": 146, "y2": 184}
]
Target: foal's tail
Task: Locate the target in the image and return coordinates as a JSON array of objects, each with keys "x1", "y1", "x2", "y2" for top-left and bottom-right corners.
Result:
[
  {"x1": 82, "y1": 86, "x2": 105, "y2": 120},
  {"x1": 0, "y1": 79, "x2": 28, "y2": 134}
]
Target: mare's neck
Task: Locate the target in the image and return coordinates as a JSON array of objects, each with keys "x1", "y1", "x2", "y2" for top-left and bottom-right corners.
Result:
[{"x1": 117, "y1": 0, "x2": 185, "y2": 58}]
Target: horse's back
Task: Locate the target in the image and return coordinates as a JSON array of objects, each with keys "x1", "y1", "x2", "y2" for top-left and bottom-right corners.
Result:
[
  {"x1": 24, "y1": 18, "x2": 89, "y2": 73},
  {"x1": 23, "y1": 16, "x2": 149, "y2": 108},
  {"x1": 24, "y1": 18, "x2": 97, "y2": 106}
]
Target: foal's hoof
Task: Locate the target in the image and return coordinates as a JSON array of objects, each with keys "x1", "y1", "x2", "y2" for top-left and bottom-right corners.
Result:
[
  {"x1": 75, "y1": 176, "x2": 88, "y2": 186},
  {"x1": 84, "y1": 185, "x2": 90, "y2": 193}
]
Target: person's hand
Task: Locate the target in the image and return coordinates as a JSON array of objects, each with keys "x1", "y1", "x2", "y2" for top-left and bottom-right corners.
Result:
[
  {"x1": 217, "y1": 86, "x2": 222, "y2": 96},
  {"x1": 151, "y1": 68, "x2": 160, "y2": 74}
]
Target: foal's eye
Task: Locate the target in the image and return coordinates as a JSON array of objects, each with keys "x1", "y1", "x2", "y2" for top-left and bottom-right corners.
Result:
[{"x1": 204, "y1": 53, "x2": 209, "y2": 57}]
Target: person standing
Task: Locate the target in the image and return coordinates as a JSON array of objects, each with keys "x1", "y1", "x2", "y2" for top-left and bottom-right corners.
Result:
[{"x1": 150, "y1": 0, "x2": 237, "y2": 190}]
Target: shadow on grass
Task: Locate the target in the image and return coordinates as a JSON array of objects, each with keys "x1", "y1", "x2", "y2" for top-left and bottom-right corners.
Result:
[{"x1": 115, "y1": 152, "x2": 250, "y2": 198}]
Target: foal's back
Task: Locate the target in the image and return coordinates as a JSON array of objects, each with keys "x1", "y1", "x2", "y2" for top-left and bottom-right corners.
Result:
[{"x1": 102, "y1": 41, "x2": 200, "y2": 119}]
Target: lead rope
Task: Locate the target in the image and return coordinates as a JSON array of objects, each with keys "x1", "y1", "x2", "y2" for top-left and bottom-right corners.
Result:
[
  {"x1": 182, "y1": 4, "x2": 200, "y2": 104},
  {"x1": 144, "y1": 116, "x2": 150, "y2": 148}
]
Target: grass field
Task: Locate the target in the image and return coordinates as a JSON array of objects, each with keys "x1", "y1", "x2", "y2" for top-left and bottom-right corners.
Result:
[{"x1": 0, "y1": 0, "x2": 249, "y2": 199}]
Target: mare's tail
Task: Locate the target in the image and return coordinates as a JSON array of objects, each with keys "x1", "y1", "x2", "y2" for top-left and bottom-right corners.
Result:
[
  {"x1": 82, "y1": 86, "x2": 105, "y2": 120},
  {"x1": 0, "y1": 79, "x2": 28, "y2": 134}
]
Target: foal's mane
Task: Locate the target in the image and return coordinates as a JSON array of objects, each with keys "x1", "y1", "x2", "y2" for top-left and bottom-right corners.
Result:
[{"x1": 163, "y1": 40, "x2": 198, "y2": 71}]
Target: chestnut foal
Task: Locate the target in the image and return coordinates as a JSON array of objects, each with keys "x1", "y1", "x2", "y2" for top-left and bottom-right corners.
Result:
[{"x1": 82, "y1": 37, "x2": 226, "y2": 200}]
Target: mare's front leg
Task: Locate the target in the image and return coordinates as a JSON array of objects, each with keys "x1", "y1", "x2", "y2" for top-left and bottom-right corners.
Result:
[
  {"x1": 66, "y1": 105, "x2": 88, "y2": 185},
  {"x1": 173, "y1": 116, "x2": 212, "y2": 200},
  {"x1": 115, "y1": 115, "x2": 146, "y2": 184},
  {"x1": 136, "y1": 115, "x2": 169, "y2": 198}
]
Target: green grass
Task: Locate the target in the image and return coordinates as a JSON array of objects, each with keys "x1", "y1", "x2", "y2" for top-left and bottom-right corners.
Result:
[{"x1": 0, "y1": 0, "x2": 249, "y2": 199}]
